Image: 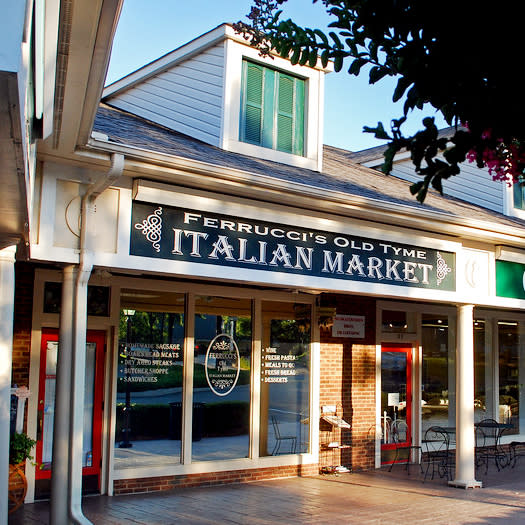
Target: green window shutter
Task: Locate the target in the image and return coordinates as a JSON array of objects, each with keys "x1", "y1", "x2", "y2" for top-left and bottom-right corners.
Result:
[
  {"x1": 242, "y1": 62, "x2": 264, "y2": 145},
  {"x1": 262, "y1": 67, "x2": 276, "y2": 149},
  {"x1": 276, "y1": 74, "x2": 294, "y2": 154},
  {"x1": 241, "y1": 60, "x2": 305, "y2": 157},
  {"x1": 293, "y1": 77, "x2": 305, "y2": 156}
]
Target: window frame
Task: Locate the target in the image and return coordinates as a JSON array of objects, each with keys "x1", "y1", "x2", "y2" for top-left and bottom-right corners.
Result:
[
  {"x1": 239, "y1": 60, "x2": 305, "y2": 157},
  {"x1": 221, "y1": 39, "x2": 327, "y2": 171}
]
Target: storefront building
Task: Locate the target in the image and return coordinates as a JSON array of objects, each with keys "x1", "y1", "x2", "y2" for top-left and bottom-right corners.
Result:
[{"x1": 6, "y1": 20, "x2": 525, "y2": 519}]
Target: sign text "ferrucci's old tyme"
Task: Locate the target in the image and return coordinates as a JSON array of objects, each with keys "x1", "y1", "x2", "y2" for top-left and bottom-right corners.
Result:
[{"x1": 130, "y1": 202, "x2": 456, "y2": 291}]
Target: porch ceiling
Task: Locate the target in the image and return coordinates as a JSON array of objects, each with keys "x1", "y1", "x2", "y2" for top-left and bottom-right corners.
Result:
[{"x1": 0, "y1": 72, "x2": 27, "y2": 250}]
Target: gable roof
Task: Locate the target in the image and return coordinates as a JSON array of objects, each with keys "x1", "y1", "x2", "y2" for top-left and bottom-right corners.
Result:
[
  {"x1": 104, "y1": 23, "x2": 332, "y2": 99},
  {"x1": 92, "y1": 103, "x2": 525, "y2": 243}
]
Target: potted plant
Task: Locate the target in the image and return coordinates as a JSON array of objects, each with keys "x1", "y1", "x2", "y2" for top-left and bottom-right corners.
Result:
[{"x1": 8, "y1": 432, "x2": 36, "y2": 514}]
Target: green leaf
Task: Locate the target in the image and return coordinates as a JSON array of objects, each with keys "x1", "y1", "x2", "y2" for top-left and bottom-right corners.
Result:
[
  {"x1": 368, "y1": 41, "x2": 379, "y2": 62},
  {"x1": 281, "y1": 41, "x2": 293, "y2": 59},
  {"x1": 333, "y1": 54, "x2": 343, "y2": 72},
  {"x1": 299, "y1": 47, "x2": 310, "y2": 66},
  {"x1": 314, "y1": 29, "x2": 329, "y2": 46},
  {"x1": 348, "y1": 57, "x2": 367, "y2": 76},
  {"x1": 320, "y1": 49, "x2": 329, "y2": 68},
  {"x1": 369, "y1": 66, "x2": 389, "y2": 84},
  {"x1": 363, "y1": 122, "x2": 391, "y2": 140},
  {"x1": 392, "y1": 77, "x2": 412, "y2": 103},
  {"x1": 290, "y1": 46, "x2": 301, "y2": 65},
  {"x1": 403, "y1": 85, "x2": 419, "y2": 115},
  {"x1": 410, "y1": 179, "x2": 429, "y2": 203},
  {"x1": 431, "y1": 175, "x2": 443, "y2": 194},
  {"x1": 309, "y1": 49, "x2": 318, "y2": 68},
  {"x1": 345, "y1": 39, "x2": 358, "y2": 56},
  {"x1": 329, "y1": 31, "x2": 342, "y2": 49},
  {"x1": 410, "y1": 181, "x2": 424, "y2": 195},
  {"x1": 381, "y1": 145, "x2": 397, "y2": 174}
]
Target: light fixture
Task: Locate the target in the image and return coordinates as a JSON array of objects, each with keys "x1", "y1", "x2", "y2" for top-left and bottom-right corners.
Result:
[{"x1": 122, "y1": 309, "x2": 135, "y2": 316}]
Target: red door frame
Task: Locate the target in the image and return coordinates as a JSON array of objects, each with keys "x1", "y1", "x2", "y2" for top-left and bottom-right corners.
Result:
[
  {"x1": 381, "y1": 343, "x2": 413, "y2": 458},
  {"x1": 36, "y1": 328, "x2": 105, "y2": 482}
]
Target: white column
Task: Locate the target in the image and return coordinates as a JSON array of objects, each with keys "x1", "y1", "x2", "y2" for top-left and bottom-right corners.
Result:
[
  {"x1": 449, "y1": 304, "x2": 482, "y2": 488},
  {"x1": 0, "y1": 245, "x2": 17, "y2": 522},
  {"x1": 51, "y1": 265, "x2": 76, "y2": 524},
  {"x1": 69, "y1": 262, "x2": 92, "y2": 524}
]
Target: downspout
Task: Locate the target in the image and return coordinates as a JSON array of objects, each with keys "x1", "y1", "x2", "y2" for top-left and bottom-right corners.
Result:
[{"x1": 67, "y1": 153, "x2": 124, "y2": 524}]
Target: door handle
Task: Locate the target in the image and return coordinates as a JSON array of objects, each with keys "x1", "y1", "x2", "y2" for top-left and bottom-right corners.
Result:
[{"x1": 37, "y1": 410, "x2": 43, "y2": 441}]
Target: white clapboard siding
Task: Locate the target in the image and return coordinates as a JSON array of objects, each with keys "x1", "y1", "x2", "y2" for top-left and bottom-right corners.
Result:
[
  {"x1": 391, "y1": 158, "x2": 505, "y2": 213},
  {"x1": 107, "y1": 43, "x2": 225, "y2": 146}
]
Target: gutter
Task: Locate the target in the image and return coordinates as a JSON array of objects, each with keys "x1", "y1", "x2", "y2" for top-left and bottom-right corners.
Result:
[
  {"x1": 77, "y1": 138, "x2": 525, "y2": 249},
  {"x1": 51, "y1": 153, "x2": 124, "y2": 525}
]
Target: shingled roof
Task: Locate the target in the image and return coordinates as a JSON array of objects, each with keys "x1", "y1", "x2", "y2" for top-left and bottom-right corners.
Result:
[{"x1": 93, "y1": 104, "x2": 524, "y2": 231}]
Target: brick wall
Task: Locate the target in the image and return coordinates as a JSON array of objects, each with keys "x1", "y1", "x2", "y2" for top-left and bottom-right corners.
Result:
[
  {"x1": 113, "y1": 463, "x2": 318, "y2": 495},
  {"x1": 350, "y1": 344, "x2": 376, "y2": 470},
  {"x1": 319, "y1": 295, "x2": 376, "y2": 472},
  {"x1": 11, "y1": 262, "x2": 34, "y2": 389}
]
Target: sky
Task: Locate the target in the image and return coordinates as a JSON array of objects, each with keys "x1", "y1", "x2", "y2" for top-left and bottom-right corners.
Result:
[{"x1": 106, "y1": 0, "x2": 446, "y2": 152}]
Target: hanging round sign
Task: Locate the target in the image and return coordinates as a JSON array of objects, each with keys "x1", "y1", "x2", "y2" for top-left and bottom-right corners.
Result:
[{"x1": 205, "y1": 334, "x2": 241, "y2": 396}]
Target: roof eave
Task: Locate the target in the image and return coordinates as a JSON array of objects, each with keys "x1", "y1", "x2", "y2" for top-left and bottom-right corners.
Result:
[{"x1": 75, "y1": 137, "x2": 525, "y2": 248}]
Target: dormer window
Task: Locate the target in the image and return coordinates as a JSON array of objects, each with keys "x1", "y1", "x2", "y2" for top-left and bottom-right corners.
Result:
[
  {"x1": 513, "y1": 180, "x2": 525, "y2": 210},
  {"x1": 103, "y1": 25, "x2": 330, "y2": 171},
  {"x1": 240, "y1": 60, "x2": 305, "y2": 156}
]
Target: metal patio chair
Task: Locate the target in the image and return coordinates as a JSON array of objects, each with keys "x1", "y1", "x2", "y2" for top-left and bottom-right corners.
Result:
[
  {"x1": 422, "y1": 426, "x2": 454, "y2": 482},
  {"x1": 388, "y1": 420, "x2": 422, "y2": 474},
  {"x1": 271, "y1": 416, "x2": 296, "y2": 455}
]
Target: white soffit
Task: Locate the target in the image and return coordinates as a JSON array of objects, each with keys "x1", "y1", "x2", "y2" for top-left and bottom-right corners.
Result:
[{"x1": 496, "y1": 246, "x2": 525, "y2": 264}]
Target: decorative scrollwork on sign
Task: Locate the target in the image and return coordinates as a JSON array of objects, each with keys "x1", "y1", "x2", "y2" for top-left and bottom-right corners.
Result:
[
  {"x1": 436, "y1": 252, "x2": 452, "y2": 286},
  {"x1": 134, "y1": 207, "x2": 163, "y2": 252}
]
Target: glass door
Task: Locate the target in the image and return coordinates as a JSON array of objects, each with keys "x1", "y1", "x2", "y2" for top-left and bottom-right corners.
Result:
[
  {"x1": 36, "y1": 329, "x2": 105, "y2": 495},
  {"x1": 381, "y1": 344, "x2": 412, "y2": 464}
]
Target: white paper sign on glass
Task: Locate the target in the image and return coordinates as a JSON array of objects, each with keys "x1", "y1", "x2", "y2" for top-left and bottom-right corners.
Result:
[{"x1": 332, "y1": 314, "x2": 365, "y2": 338}]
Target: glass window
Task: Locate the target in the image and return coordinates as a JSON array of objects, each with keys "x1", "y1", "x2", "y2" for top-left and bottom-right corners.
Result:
[
  {"x1": 421, "y1": 315, "x2": 454, "y2": 433},
  {"x1": 498, "y1": 321, "x2": 520, "y2": 434},
  {"x1": 381, "y1": 310, "x2": 417, "y2": 334},
  {"x1": 240, "y1": 60, "x2": 305, "y2": 156},
  {"x1": 260, "y1": 301, "x2": 311, "y2": 456},
  {"x1": 114, "y1": 292, "x2": 185, "y2": 469},
  {"x1": 513, "y1": 180, "x2": 525, "y2": 210},
  {"x1": 43, "y1": 282, "x2": 110, "y2": 316},
  {"x1": 473, "y1": 320, "x2": 489, "y2": 422},
  {"x1": 192, "y1": 296, "x2": 252, "y2": 462}
]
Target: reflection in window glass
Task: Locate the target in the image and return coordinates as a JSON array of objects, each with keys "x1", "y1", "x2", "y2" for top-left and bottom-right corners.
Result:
[
  {"x1": 382, "y1": 310, "x2": 408, "y2": 333},
  {"x1": 43, "y1": 282, "x2": 110, "y2": 316},
  {"x1": 114, "y1": 294, "x2": 185, "y2": 470},
  {"x1": 39, "y1": 340, "x2": 97, "y2": 472},
  {"x1": 498, "y1": 321, "x2": 520, "y2": 435},
  {"x1": 474, "y1": 320, "x2": 488, "y2": 422},
  {"x1": 260, "y1": 302, "x2": 311, "y2": 456},
  {"x1": 193, "y1": 296, "x2": 252, "y2": 462},
  {"x1": 421, "y1": 315, "x2": 453, "y2": 433}
]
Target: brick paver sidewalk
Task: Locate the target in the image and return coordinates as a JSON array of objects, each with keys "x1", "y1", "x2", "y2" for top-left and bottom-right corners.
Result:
[{"x1": 10, "y1": 467, "x2": 525, "y2": 524}]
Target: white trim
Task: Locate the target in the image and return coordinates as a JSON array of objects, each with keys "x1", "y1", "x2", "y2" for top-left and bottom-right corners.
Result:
[
  {"x1": 79, "y1": 142, "x2": 525, "y2": 247},
  {"x1": 104, "y1": 24, "x2": 331, "y2": 98},
  {"x1": 310, "y1": 304, "x2": 321, "y2": 462},
  {"x1": 32, "y1": 173, "x2": 525, "y2": 309},
  {"x1": 221, "y1": 41, "x2": 325, "y2": 171},
  {"x1": 503, "y1": 181, "x2": 525, "y2": 221},
  {"x1": 27, "y1": 270, "x2": 317, "y2": 498},
  {"x1": 112, "y1": 453, "x2": 318, "y2": 481},
  {"x1": 103, "y1": 25, "x2": 230, "y2": 97},
  {"x1": 132, "y1": 179, "x2": 461, "y2": 253}
]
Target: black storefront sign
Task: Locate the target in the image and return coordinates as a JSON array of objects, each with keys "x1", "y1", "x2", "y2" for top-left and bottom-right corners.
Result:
[{"x1": 130, "y1": 202, "x2": 456, "y2": 291}]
